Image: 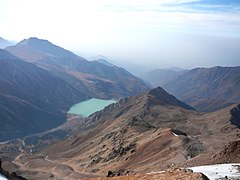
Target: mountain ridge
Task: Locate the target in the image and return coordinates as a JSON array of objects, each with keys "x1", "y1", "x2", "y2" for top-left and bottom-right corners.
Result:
[
  {"x1": 10, "y1": 37, "x2": 79, "y2": 59},
  {"x1": 0, "y1": 49, "x2": 89, "y2": 141},
  {"x1": 163, "y1": 66, "x2": 240, "y2": 112},
  {"x1": 0, "y1": 86, "x2": 239, "y2": 179},
  {"x1": 141, "y1": 68, "x2": 188, "y2": 87},
  {"x1": 5, "y1": 37, "x2": 149, "y2": 99},
  {"x1": 0, "y1": 37, "x2": 14, "y2": 49},
  {"x1": 143, "y1": 66, "x2": 240, "y2": 112}
]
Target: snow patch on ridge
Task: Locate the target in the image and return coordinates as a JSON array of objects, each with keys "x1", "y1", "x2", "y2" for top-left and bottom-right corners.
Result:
[{"x1": 189, "y1": 163, "x2": 240, "y2": 180}]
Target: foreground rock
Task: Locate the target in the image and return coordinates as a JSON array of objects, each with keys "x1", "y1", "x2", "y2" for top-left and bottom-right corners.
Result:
[
  {"x1": 84, "y1": 168, "x2": 209, "y2": 180},
  {"x1": 0, "y1": 159, "x2": 26, "y2": 180}
]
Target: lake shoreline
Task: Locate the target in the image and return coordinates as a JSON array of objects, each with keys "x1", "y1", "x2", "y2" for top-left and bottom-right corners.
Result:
[{"x1": 68, "y1": 98, "x2": 116, "y2": 117}]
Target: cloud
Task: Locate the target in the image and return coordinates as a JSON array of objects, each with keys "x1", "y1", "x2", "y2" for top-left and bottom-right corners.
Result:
[
  {"x1": 100, "y1": 0, "x2": 240, "y2": 38},
  {"x1": 103, "y1": 0, "x2": 239, "y2": 13}
]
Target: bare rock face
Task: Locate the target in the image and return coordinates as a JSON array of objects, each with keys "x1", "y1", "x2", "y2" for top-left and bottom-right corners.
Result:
[
  {"x1": 211, "y1": 140, "x2": 240, "y2": 164},
  {"x1": 104, "y1": 142, "x2": 136, "y2": 162},
  {"x1": 106, "y1": 169, "x2": 133, "y2": 177},
  {"x1": 230, "y1": 104, "x2": 240, "y2": 128},
  {"x1": 0, "y1": 159, "x2": 26, "y2": 180}
]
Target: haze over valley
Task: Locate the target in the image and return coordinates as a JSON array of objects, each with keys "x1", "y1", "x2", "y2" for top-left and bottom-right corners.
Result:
[
  {"x1": 1, "y1": 0, "x2": 240, "y2": 72},
  {"x1": 0, "y1": 0, "x2": 240, "y2": 179}
]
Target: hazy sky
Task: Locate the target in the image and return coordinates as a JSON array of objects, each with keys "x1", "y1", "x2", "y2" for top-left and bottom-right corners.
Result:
[{"x1": 1, "y1": 0, "x2": 240, "y2": 71}]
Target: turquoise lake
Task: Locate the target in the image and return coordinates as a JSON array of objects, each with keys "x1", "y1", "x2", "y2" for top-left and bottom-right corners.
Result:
[{"x1": 68, "y1": 98, "x2": 116, "y2": 117}]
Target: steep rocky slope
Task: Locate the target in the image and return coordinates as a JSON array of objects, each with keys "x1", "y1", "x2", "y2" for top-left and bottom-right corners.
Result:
[
  {"x1": 1, "y1": 87, "x2": 239, "y2": 179},
  {"x1": 0, "y1": 49, "x2": 89, "y2": 141},
  {"x1": 163, "y1": 66, "x2": 240, "y2": 112},
  {"x1": 5, "y1": 38, "x2": 148, "y2": 99}
]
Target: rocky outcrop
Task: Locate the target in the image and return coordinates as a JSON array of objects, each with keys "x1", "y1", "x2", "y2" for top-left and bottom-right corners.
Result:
[
  {"x1": 106, "y1": 169, "x2": 133, "y2": 177},
  {"x1": 104, "y1": 142, "x2": 136, "y2": 162},
  {"x1": 211, "y1": 141, "x2": 240, "y2": 164},
  {"x1": 0, "y1": 159, "x2": 26, "y2": 180},
  {"x1": 86, "y1": 168, "x2": 209, "y2": 180},
  {"x1": 230, "y1": 104, "x2": 240, "y2": 128},
  {"x1": 183, "y1": 138, "x2": 205, "y2": 158}
]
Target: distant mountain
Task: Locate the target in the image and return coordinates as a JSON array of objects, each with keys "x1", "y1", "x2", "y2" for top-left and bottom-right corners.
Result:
[
  {"x1": 5, "y1": 37, "x2": 77, "y2": 61},
  {"x1": 141, "y1": 68, "x2": 188, "y2": 87},
  {"x1": 5, "y1": 87, "x2": 239, "y2": 179},
  {"x1": 163, "y1": 66, "x2": 240, "y2": 112},
  {"x1": 0, "y1": 37, "x2": 149, "y2": 141},
  {"x1": 88, "y1": 55, "x2": 115, "y2": 67},
  {"x1": 0, "y1": 37, "x2": 14, "y2": 49},
  {"x1": 163, "y1": 67, "x2": 186, "y2": 72},
  {"x1": 94, "y1": 58, "x2": 114, "y2": 67},
  {"x1": 5, "y1": 37, "x2": 149, "y2": 99},
  {"x1": 0, "y1": 49, "x2": 89, "y2": 141}
]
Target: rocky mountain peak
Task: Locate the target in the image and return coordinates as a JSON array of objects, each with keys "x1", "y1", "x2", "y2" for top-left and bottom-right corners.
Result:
[
  {"x1": 147, "y1": 87, "x2": 195, "y2": 110},
  {"x1": 10, "y1": 37, "x2": 77, "y2": 59}
]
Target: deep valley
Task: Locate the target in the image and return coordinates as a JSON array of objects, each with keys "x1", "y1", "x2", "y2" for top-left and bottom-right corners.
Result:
[{"x1": 0, "y1": 37, "x2": 239, "y2": 180}]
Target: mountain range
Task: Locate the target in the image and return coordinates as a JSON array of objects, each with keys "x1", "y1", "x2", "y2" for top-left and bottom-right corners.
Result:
[
  {"x1": 142, "y1": 66, "x2": 240, "y2": 112},
  {"x1": 0, "y1": 37, "x2": 148, "y2": 141},
  {"x1": 0, "y1": 36, "x2": 239, "y2": 179},
  {"x1": 0, "y1": 37, "x2": 15, "y2": 49},
  {"x1": 5, "y1": 38, "x2": 148, "y2": 99},
  {"x1": 141, "y1": 68, "x2": 188, "y2": 87}
]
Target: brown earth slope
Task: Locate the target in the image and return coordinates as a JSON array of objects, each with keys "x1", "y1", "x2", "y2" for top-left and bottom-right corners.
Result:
[{"x1": 0, "y1": 87, "x2": 239, "y2": 179}]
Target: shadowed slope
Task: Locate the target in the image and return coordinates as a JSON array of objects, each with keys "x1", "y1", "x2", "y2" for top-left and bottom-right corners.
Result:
[
  {"x1": 0, "y1": 49, "x2": 88, "y2": 141},
  {"x1": 163, "y1": 66, "x2": 240, "y2": 112},
  {"x1": 6, "y1": 38, "x2": 149, "y2": 99}
]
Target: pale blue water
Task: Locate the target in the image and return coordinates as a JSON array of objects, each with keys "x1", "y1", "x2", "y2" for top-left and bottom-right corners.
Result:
[{"x1": 68, "y1": 98, "x2": 116, "y2": 117}]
